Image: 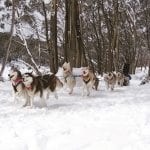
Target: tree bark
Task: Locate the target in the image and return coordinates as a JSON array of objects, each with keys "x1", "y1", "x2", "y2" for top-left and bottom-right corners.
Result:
[{"x1": 0, "y1": 0, "x2": 15, "y2": 76}]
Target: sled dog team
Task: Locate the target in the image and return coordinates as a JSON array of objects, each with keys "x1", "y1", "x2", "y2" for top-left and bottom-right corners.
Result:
[{"x1": 8, "y1": 62, "x2": 130, "y2": 107}]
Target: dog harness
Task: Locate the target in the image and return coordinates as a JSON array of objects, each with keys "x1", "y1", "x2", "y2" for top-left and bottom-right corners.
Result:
[
  {"x1": 64, "y1": 74, "x2": 75, "y2": 83},
  {"x1": 83, "y1": 78, "x2": 90, "y2": 84},
  {"x1": 12, "y1": 78, "x2": 23, "y2": 92},
  {"x1": 81, "y1": 74, "x2": 91, "y2": 84}
]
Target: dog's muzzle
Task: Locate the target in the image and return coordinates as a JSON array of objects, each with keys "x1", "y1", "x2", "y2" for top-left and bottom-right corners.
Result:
[{"x1": 8, "y1": 74, "x2": 14, "y2": 79}]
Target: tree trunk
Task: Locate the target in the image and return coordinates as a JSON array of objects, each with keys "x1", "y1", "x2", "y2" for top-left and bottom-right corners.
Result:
[
  {"x1": 50, "y1": 0, "x2": 58, "y2": 73},
  {"x1": 42, "y1": 1, "x2": 55, "y2": 73},
  {"x1": 0, "y1": 0, "x2": 15, "y2": 76}
]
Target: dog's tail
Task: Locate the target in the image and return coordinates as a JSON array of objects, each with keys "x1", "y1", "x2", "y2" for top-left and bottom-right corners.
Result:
[{"x1": 49, "y1": 74, "x2": 63, "y2": 91}]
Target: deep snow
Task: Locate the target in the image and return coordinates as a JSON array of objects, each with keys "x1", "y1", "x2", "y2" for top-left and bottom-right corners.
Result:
[{"x1": 0, "y1": 66, "x2": 150, "y2": 150}]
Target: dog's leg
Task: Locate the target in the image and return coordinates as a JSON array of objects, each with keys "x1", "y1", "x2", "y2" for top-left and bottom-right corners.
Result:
[
  {"x1": 111, "y1": 84, "x2": 114, "y2": 91},
  {"x1": 69, "y1": 87, "x2": 73, "y2": 94},
  {"x1": 86, "y1": 86, "x2": 90, "y2": 96},
  {"x1": 40, "y1": 97, "x2": 47, "y2": 107},
  {"x1": 82, "y1": 83, "x2": 87, "y2": 96},
  {"x1": 23, "y1": 95, "x2": 30, "y2": 107},
  {"x1": 46, "y1": 90, "x2": 50, "y2": 99},
  {"x1": 28, "y1": 96, "x2": 33, "y2": 108},
  {"x1": 54, "y1": 91, "x2": 58, "y2": 99},
  {"x1": 82, "y1": 84, "x2": 86, "y2": 96},
  {"x1": 13, "y1": 92, "x2": 19, "y2": 104},
  {"x1": 105, "y1": 82, "x2": 109, "y2": 90}
]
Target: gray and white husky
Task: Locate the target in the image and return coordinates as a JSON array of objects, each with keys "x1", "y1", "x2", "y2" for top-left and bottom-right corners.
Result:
[
  {"x1": 8, "y1": 67, "x2": 30, "y2": 107},
  {"x1": 116, "y1": 72, "x2": 125, "y2": 87},
  {"x1": 62, "y1": 62, "x2": 76, "y2": 94},
  {"x1": 22, "y1": 73, "x2": 63, "y2": 107},
  {"x1": 104, "y1": 72, "x2": 117, "y2": 91}
]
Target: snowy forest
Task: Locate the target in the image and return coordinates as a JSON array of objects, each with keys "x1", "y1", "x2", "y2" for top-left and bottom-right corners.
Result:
[
  {"x1": 1, "y1": 1, "x2": 150, "y2": 150},
  {"x1": 0, "y1": 0, "x2": 149, "y2": 75}
]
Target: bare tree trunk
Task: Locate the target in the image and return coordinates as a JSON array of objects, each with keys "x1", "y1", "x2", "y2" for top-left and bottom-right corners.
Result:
[
  {"x1": 101, "y1": 0, "x2": 113, "y2": 72},
  {"x1": 64, "y1": 0, "x2": 70, "y2": 62},
  {"x1": 50, "y1": 0, "x2": 58, "y2": 73},
  {"x1": 112, "y1": 0, "x2": 119, "y2": 72},
  {"x1": 0, "y1": 0, "x2": 15, "y2": 76},
  {"x1": 42, "y1": 1, "x2": 55, "y2": 73},
  {"x1": 64, "y1": 0, "x2": 85, "y2": 67}
]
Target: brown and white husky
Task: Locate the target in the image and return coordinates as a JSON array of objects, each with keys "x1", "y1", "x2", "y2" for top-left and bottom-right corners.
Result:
[
  {"x1": 62, "y1": 62, "x2": 76, "y2": 94},
  {"x1": 104, "y1": 72, "x2": 117, "y2": 91},
  {"x1": 8, "y1": 67, "x2": 30, "y2": 107},
  {"x1": 81, "y1": 67, "x2": 98, "y2": 96},
  {"x1": 22, "y1": 73, "x2": 63, "y2": 107}
]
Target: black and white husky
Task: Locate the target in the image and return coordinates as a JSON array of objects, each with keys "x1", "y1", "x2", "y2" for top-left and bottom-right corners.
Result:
[
  {"x1": 8, "y1": 67, "x2": 30, "y2": 107},
  {"x1": 22, "y1": 73, "x2": 63, "y2": 107}
]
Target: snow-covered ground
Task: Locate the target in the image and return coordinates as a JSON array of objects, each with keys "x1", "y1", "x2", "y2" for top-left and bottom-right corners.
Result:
[{"x1": 0, "y1": 66, "x2": 150, "y2": 150}]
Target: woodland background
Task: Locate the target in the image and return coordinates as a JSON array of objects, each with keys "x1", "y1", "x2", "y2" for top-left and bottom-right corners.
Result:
[{"x1": 0, "y1": 0, "x2": 149, "y2": 75}]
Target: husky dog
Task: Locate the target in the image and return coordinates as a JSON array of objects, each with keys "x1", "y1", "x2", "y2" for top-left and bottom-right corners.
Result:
[
  {"x1": 104, "y1": 72, "x2": 116, "y2": 91},
  {"x1": 22, "y1": 73, "x2": 63, "y2": 107},
  {"x1": 62, "y1": 62, "x2": 76, "y2": 94},
  {"x1": 140, "y1": 76, "x2": 150, "y2": 85},
  {"x1": 116, "y1": 72, "x2": 125, "y2": 86},
  {"x1": 37, "y1": 74, "x2": 63, "y2": 99},
  {"x1": 123, "y1": 75, "x2": 131, "y2": 86},
  {"x1": 8, "y1": 67, "x2": 30, "y2": 107},
  {"x1": 81, "y1": 67, "x2": 98, "y2": 96}
]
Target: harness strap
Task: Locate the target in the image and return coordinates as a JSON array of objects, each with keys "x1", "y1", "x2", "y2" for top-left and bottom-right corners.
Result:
[
  {"x1": 26, "y1": 86, "x2": 32, "y2": 90},
  {"x1": 83, "y1": 78, "x2": 91, "y2": 84},
  {"x1": 12, "y1": 78, "x2": 23, "y2": 92},
  {"x1": 64, "y1": 74, "x2": 76, "y2": 82}
]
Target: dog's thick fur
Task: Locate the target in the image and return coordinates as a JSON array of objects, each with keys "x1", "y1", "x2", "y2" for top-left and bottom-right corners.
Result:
[
  {"x1": 22, "y1": 73, "x2": 63, "y2": 107},
  {"x1": 123, "y1": 76, "x2": 130, "y2": 86},
  {"x1": 116, "y1": 72, "x2": 125, "y2": 86},
  {"x1": 81, "y1": 67, "x2": 98, "y2": 96},
  {"x1": 62, "y1": 62, "x2": 76, "y2": 94},
  {"x1": 37, "y1": 74, "x2": 63, "y2": 99},
  {"x1": 8, "y1": 67, "x2": 30, "y2": 107},
  {"x1": 140, "y1": 76, "x2": 150, "y2": 85},
  {"x1": 104, "y1": 72, "x2": 116, "y2": 90}
]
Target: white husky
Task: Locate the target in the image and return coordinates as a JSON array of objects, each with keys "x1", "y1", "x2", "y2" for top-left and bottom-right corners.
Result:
[{"x1": 62, "y1": 62, "x2": 76, "y2": 94}]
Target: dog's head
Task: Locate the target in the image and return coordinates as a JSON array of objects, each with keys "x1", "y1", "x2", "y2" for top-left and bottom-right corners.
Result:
[
  {"x1": 62, "y1": 62, "x2": 71, "y2": 73},
  {"x1": 104, "y1": 72, "x2": 115, "y2": 81},
  {"x1": 82, "y1": 67, "x2": 90, "y2": 77},
  {"x1": 116, "y1": 72, "x2": 122, "y2": 78},
  {"x1": 22, "y1": 73, "x2": 34, "y2": 86},
  {"x1": 8, "y1": 67, "x2": 22, "y2": 81}
]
